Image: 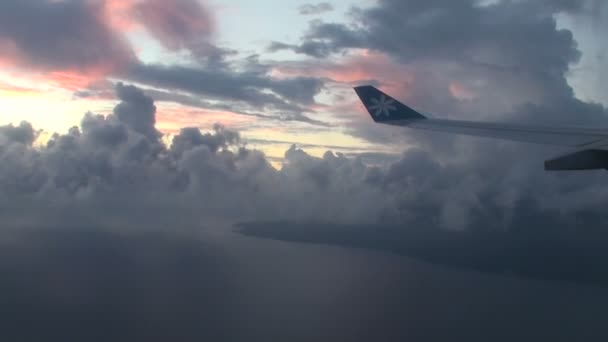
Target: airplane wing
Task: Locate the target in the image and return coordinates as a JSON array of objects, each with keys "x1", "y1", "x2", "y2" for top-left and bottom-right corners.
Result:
[{"x1": 354, "y1": 85, "x2": 608, "y2": 170}]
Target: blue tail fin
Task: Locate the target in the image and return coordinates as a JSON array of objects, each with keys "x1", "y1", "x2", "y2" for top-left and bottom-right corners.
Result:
[{"x1": 354, "y1": 85, "x2": 426, "y2": 122}]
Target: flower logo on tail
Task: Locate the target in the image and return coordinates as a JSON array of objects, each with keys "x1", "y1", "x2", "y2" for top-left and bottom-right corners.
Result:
[{"x1": 369, "y1": 95, "x2": 396, "y2": 117}]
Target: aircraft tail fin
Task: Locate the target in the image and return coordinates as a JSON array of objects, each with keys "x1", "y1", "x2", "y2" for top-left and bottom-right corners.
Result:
[{"x1": 353, "y1": 85, "x2": 426, "y2": 123}]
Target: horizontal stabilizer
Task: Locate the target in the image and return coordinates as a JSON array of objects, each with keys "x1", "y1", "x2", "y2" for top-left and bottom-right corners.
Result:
[{"x1": 544, "y1": 150, "x2": 608, "y2": 171}]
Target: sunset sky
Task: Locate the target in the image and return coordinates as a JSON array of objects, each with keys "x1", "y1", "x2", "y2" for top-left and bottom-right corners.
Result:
[
  {"x1": 1, "y1": 0, "x2": 605, "y2": 166},
  {"x1": 2, "y1": 3, "x2": 608, "y2": 339}
]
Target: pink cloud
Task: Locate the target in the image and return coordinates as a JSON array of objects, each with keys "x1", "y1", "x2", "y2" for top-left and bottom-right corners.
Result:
[
  {"x1": 133, "y1": 0, "x2": 215, "y2": 52},
  {"x1": 0, "y1": 0, "x2": 217, "y2": 92},
  {"x1": 273, "y1": 50, "x2": 416, "y2": 96},
  {"x1": 0, "y1": 0, "x2": 135, "y2": 88},
  {"x1": 103, "y1": 0, "x2": 140, "y2": 32}
]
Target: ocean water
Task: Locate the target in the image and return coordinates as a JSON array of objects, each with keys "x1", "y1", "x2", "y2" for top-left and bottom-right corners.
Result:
[{"x1": 1, "y1": 222, "x2": 607, "y2": 341}]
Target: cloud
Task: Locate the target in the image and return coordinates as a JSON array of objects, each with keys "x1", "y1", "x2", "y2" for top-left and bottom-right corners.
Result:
[
  {"x1": 271, "y1": 0, "x2": 594, "y2": 103},
  {"x1": 270, "y1": 0, "x2": 608, "y2": 138},
  {"x1": 2, "y1": 82, "x2": 608, "y2": 233},
  {"x1": 133, "y1": 0, "x2": 215, "y2": 57},
  {"x1": 0, "y1": 0, "x2": 134, "y2": 73},
  {"x1": 267, "y1": 21, "x2": 360, "y2": 58},
  {"x1": 299, "y1": 2, "x2": 334, "y2": 15},
  {"x1": 113, "y1": 82, "x2": 161, "y2": 142},
  {"x1": 1, "y1": 1, "x2": 608, "y2": 234},
  {"x1": 0, "y1": 121, "x2": 38, "y2": 146},
  {"x1": 0, "y1": 83, "x2": 374, "y2": 225},
  {"x1": 0, "y1": 1, "x2": 328, "y2": 126},
  {"x1": 267, "y1": 0, "x2": 608, "y2": 229},
  {"x1": 124, "y1": 61, "x2": 326, "y2": 124},
  {"x1": 279, "y1": 0, "x2": 582, "y2": 68}
]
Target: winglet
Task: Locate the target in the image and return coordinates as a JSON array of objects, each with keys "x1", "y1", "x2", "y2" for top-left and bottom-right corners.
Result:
[{"x1": 354, "y1": 85, "x2": 426, "y2": 123}]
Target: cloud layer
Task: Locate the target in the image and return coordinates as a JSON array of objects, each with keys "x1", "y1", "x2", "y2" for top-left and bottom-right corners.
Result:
[
  {"x1": 0, "y1": 0, "x2": 607, "y2": 232},
  {"x1": 2, "y1": 82, "x2": 607, "y2": 231}
]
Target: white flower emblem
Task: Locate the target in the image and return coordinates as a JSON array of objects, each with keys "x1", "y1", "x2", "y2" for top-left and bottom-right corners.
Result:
[{"x1": 369, "y1": 95, "x2": 397, "y2": 117}]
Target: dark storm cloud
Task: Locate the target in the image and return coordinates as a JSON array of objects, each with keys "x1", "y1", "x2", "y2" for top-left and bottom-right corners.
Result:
[
  {"x1": 0, "y1": 0, "x2": 133, "y2": 71},
  {"x1": 277, "y1": 0, "x2": 583, "y2": 69},
  {"x1": 299, "y1": 2, "x2": 334, "y2": 15},
  {"x1": 271, "y1": 0, "x2": 598, "y2": 99}
]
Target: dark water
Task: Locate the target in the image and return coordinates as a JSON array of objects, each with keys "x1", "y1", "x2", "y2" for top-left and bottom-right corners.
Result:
[
  {"x1": 1, "y1": 223, "x2": 607, "y2": 341},
  {"x1": 238, "y1": 221, "x2": 608, "y2": 287}
]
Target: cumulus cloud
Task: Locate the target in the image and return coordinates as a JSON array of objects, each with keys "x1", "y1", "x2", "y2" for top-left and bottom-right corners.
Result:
[
  {"x1": 194, "y1": 0, "x2": 605, "y2": 230},
  {"x1": 2, "y1": 81, "x2": 608, "y2": 232},
  {"x1": 113, "y1": 82, "x2": 161, "y2": 142},
  {"x1": 0, "y1": 122, "x2": 38, "y2": 146},
  {"x1": 0, "y1": 83, "x2": 379, "y2": 227}
]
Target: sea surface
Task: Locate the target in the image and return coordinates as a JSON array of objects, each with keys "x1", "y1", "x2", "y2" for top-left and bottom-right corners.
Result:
[{"x1": 1, "y1": 221, "x2": 607, "y2": 341}]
